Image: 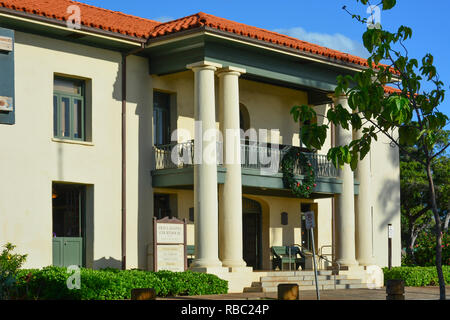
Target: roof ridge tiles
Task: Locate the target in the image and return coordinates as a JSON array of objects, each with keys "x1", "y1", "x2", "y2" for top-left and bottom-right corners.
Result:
[
  {"x1": 153, "y1": 11, "x2": 369, "y2": 66},
  {"x1": 0, "y1": 0, "x2": 160, "y2": 38},
  {"x1": 69, "y1": 0, "x2": 160, "y2": 24},
  {"x1": 0, "y1": 1, "x2": 392, "y2": 70}
]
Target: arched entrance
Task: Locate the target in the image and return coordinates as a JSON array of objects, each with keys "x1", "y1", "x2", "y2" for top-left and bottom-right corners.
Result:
[
  {"x1": 242, "y1": 197, "x2": 262, "y2": 270},
  {"x1": 239, "y1": 103, "x2": 250, "y2": 132}
]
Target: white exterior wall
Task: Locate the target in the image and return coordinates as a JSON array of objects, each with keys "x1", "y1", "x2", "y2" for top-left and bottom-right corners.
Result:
[
  {"x1": 368, "y1": 134, "x2": 402, "y2": 266},
  {"x1": 0, "y1": 32, "x2": 153, "y2": 270},
  {"x1": 0, "y1": 31, "x2": 401, "y2": 272}
]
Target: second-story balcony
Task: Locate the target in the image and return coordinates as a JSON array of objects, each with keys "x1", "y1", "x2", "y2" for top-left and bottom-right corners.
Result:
[
  {"x1": 154, "y1": 140, "x2": 337, "y2": 177},
  {"x1": 151, "y1": 141, "x2": 357, "y2": 198}
]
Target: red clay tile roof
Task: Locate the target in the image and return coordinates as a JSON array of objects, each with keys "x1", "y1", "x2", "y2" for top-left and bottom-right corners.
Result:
[
  {"x1": 151, "y1": 12, "x2": 371, "y2": 68},
  {"x1": 0, "y1": 0, "x2": 160, "y2": 38},
  {"x1": 384, "y1": 86, "x2": 402, "y2": 94},
  {"x1": 0, "y1": 1, "x2": 390, "y2": 71}
]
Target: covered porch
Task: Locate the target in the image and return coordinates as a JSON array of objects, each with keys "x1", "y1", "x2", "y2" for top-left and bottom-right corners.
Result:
[
  {"x1": 147, "y1": 29, "x2": 377, "y2": 291},
  {"x1": 151, "y1": 139, "x2": 343, "y2": 273}
]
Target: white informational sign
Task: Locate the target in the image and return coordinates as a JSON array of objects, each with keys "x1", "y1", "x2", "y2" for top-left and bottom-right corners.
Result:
[
  {"x1": 156, "y1": 223, "x2": 184, "y2": 244},
  {"x1": 0, "y1": 36, "x2": 13, "y2": 52},
  {"x1": 305, "y1": 211, "x2": 315, "y2": 230},
  {"x1": 388, "y1": 224, "x2": 394, "y2": 239},
  {"x1": 0, "y1": 96, "x2": 13, "y2": 112},
  {"x1": 153, "y1": 217, "x2": 187, "y2": 272},
  {"x1": 156, "y1": 244, "x2": 185, "y2": 272}
]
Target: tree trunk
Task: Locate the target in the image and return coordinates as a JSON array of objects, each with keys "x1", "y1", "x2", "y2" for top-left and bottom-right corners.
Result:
[
  {"x1": 444, "y1": 212, "x2": 449, "y2": 233},
  {"x1": 426, "y1": 163, "x2": 446, "y2": 300},
  {"x1": 406, "y1": 221, "x2": 417, "y2": 264},
  {"x1": 410, "y1": 232, "x2": 418, "y2": 263}
]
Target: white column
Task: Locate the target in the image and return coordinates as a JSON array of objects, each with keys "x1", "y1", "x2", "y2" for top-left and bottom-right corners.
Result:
[
  {"x1": 187, "y1": 61, "x2": 223, "y2": 271},
  {"x1": 333, "y1": 95, "x2": 358, "y2": 267},
  {"x1": 355, "y1": 127, "x2": 375, "y2": 266},
  {"x1": 217, "y1": 66, "x2": 250, "y2": 271}
]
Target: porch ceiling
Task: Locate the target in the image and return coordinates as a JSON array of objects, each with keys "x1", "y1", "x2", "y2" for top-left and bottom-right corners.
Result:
[
  {"x1": 151, "y1": 167, "x2": 360, "y2": 198},
  {"x1": 145, "y1": 31, "x2": 357, "y2": 104}
]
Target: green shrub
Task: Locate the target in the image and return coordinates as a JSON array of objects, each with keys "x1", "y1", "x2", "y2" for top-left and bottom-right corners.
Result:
[
  {"x1": 403, "y1": 232, "x2": 450, "y2": 266},
  {"x1": 0, "y1": 243, "x2": 27, "y2": 300},
  {"x1": 383, "y1": 266, "x2": 450, "y2": 287},
  {"x1": 14, "y1": 266, "x2": 228, "y2": 300}
]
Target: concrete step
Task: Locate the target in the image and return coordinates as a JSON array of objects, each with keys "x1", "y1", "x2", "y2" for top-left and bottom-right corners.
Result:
[
  {"x1": 335, "y1": 279, "x2": 362, "y2": 285},
  {"x1": 243, "y1": 286, "x2": 264, "y2": 293},
  {"x1": 258, "y1": 283, "x2": 366, "y2": 293},
  {"x1": 259, "y1": 279, "x2": 361, "y2": 288},
  {"x1": 322, "y1": 283, "x2": 367, "y2": 290},
  {"x1": 327, "y1": 265, "x2": 349, "y2": 271},
  {"x1": 265, "y1": 270, "x2": 334, "y2": 277},
  {"x1": 260, "y1": 275, "x2": 348, "y2": 282},
  {"x1": 261, "y1": 280, "x2": 315, "y2": 287},
  {"x1": 243, "y1": 277, "x2": 364, "y2": 293}
]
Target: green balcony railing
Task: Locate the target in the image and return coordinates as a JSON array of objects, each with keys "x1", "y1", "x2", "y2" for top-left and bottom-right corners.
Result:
[{"x1": 153, "y1": 140, "x2": 338, "y2": 178}]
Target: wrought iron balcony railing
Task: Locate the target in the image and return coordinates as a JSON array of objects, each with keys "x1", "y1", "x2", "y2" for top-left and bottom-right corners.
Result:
[{"x1": 153, "y1": 140, "x2": 338, "y2": 178}]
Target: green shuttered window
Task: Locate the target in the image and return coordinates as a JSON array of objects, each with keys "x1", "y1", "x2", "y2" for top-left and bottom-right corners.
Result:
[{"x1": 53, "y1": 77, "x2": 85, "y2": 141}]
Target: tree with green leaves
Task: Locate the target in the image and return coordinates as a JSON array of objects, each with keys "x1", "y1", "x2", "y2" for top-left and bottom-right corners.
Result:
[
  {"x1": 291, "y1": 0, "x2": 449, "y2": 299},
  {"x1": 400, "y1": 131, "x2": 449, "y2": 265}
]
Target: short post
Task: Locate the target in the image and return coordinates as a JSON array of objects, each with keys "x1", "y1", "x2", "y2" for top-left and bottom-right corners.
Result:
[
  {"x1": 311, "y1": 228, "x2": 320, "y2": 300},
  {"x1": 131, "y1": 288, "x2": 156, "y2": 300},
  {"x1": 305, "y1": 211, "x2": 320, "y2": 300},
  {"x1": 278, "y1": 284, "x2": 299, "y2": 300},
  {"x1": 388, "y1": 224, "x2": 393, "y2": 270},
  {"x1": 386, "y1": 280, "x2": 405, "y2": 300}
]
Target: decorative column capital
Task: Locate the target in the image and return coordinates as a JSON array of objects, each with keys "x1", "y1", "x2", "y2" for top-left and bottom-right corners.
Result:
[
  {"x1": 186, "y1": 60, "x2": 222, "y2": 72},
  {"x1": 327, "y1": 93, "x2": 348, "y2": 103},
  {"x1": 216, "y1": 66, "x2": 246, "y2": 77}
]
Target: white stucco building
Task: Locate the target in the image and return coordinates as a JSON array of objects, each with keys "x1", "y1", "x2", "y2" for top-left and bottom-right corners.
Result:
[{"x1": 0, "y1": 0, "x2": 401, "y2": 292}]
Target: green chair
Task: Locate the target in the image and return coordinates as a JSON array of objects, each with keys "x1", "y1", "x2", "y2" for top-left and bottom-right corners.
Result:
[
  {"x1": 271, "y1": 246, "x2": 305, "y2": 271},
  {"x1": 187, "y1": 245, "x2": 195, "y2": 267}
]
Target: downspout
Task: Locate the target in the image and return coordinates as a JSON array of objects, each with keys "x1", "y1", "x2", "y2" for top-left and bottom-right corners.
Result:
[{"x1": 121, "y1": 44, "x2": 146, "y2": 270}]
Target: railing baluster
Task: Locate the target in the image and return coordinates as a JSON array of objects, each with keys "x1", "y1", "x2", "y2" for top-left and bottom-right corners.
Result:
[{"x1": 153, "y1": 141, "x2": 338, "y2": 178}]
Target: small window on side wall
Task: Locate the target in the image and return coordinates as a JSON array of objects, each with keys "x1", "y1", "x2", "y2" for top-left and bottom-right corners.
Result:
[{"x1": 53, "y1": 77, "x2": 88, "y2": 141}]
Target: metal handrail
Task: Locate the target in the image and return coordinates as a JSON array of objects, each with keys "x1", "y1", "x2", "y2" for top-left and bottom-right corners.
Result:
[
  {"x1": 319, "y1": 245, "x2": 333, "y2": 269},
  {"x1": 319, "y1": 245, "x2": 333, "y2": 256},
  {"x1": 317, "y1": 254, "x2": 340, "y2": 290}
]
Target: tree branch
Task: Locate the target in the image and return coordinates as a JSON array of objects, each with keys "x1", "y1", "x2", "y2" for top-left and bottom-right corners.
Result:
[{"x1": 431, "y1": 142, "x2": 450, "y2": 160}]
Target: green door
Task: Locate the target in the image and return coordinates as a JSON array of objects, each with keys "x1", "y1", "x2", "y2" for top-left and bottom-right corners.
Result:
[
  {"x1": 52, "y1": 184, "x2": 85, "y2": 267},
  {"x1": 53, "y1": 237, "x2": 83, "y2": 267},
  {"x1": 242, "y1": 198, "x2": 262, "y2": 270}
]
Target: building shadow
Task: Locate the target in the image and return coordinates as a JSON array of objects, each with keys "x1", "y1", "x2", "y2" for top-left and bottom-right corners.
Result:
[
  {"x1": 112, "y1": 56, "x2": 153, "y2": 270},
  {"x1": 93, "y1": 257, "x2": 122, "y2": 269}
]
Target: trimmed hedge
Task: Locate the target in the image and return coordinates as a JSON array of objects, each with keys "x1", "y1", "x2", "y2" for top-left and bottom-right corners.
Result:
[
  {"x1": 14, "y1": 267, "x2": 228, "y2": 300},
  {"x1": 383, "y1": 266, "x2": 450, "y2": 287}
]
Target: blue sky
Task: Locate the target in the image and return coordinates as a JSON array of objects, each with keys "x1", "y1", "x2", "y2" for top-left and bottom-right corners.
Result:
[{"x1": 82, "y1": 0, "x2": 449, "y2": 119}]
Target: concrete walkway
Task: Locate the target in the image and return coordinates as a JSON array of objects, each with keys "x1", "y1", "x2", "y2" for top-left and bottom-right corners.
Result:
[{"x1": 159, "y1": 286, "x2": 449, "y2": 300}]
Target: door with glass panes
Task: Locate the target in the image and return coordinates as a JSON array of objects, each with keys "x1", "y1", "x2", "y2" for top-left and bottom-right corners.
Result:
[
  {"x1": 153, "y1": 91, "x2": 171, "y2": 146},
  {"x1": 52, "y1": 184, "x2": 85, "y2": 267}
]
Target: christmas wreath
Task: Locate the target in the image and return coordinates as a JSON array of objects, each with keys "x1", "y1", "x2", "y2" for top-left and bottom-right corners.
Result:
[{"x1": 281, "y1": 147, "x2": 317, "y2": 198}]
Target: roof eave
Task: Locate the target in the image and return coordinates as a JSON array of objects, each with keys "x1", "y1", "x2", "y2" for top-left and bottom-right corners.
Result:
[
  {"x1": 0, "y1": 7, "x2": 147, "y2": 46},
  {"x1": 147, "y1": 26, "x2": 401, "y2": 81},
  {"x1": 147, "y1": 25, "x2": 370, "y2": 74}
]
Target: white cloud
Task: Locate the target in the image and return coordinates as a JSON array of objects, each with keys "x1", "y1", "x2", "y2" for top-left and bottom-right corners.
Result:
[
  {"x1": 152, "y1": 16, "x2": 174, "y2": 23},
  {"x1": 274, "y1": 27, "x2": 369, "y2": 58}
]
